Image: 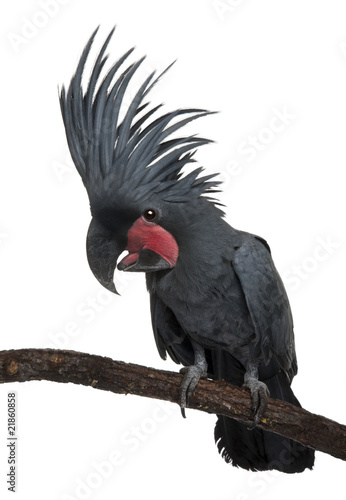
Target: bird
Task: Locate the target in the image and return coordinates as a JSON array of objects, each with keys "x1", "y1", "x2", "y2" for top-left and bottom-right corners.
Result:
[{"x1": 59, "y1": 27, "x2": 315, "y2": 473}]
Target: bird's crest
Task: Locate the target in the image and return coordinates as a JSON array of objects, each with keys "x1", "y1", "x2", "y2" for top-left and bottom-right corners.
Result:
[{"x1": 59, "y1": 27, "x2": 221, "y2": 212}]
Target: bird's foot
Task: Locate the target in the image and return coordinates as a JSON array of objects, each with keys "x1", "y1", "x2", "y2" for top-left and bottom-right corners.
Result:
[
  {"x1": 179, "y1": 364, "x2": 207, "y2": 418},
  {"x1": 243, "y1": 376, "x2": 270, "y2": 430}
]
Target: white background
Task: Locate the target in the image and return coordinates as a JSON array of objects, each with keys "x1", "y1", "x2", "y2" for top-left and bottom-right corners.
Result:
[{"x1": 1, "y1": 1, "x2": 345, "y2": 498}]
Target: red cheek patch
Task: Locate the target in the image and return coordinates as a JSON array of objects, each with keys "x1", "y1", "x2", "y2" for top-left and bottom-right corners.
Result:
[{"x1": 126, "y1": 216, "x2": 179, "y2": 267}]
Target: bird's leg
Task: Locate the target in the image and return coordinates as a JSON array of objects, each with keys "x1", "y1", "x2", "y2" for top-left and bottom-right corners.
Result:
[
  {"x1": 243, "y1": 363, "x2": 270, "y2": 429},
  {"x1": 179, "y1": 341, "x2": 208, "y2": 418}
]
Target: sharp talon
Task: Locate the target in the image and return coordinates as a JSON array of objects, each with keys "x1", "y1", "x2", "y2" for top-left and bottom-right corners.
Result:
[
  {"x1": 243, "y1": 377, "x2": 269, "y2": 429},
  {"x1": 178, "y1": 363, "x2": 207, "y2": 420},
  {"x1": 247, "y1": 420, "x2": 258, "y2": 431}
]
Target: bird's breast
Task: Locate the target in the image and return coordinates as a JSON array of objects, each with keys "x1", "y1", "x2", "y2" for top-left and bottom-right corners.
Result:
[{"x1": 151, "y1": 265, "x2": 256, "y2": 360}]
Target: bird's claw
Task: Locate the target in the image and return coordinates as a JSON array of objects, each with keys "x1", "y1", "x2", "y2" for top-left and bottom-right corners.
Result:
[
  {"x1": 243, "y1": 378, "x2": 270, "y2": 429},
  {"x1": 179, "y1": 365, "x2": 207, "y2": 418}
]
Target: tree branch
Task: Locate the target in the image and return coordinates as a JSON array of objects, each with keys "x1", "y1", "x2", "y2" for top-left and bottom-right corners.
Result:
[{"x1": 0, "y1": 348, "x2": 345, "y2": 461}]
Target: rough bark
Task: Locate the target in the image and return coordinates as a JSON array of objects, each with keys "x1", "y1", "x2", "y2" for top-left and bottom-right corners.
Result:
[{"x1": 0, "y1": 348, "x2": 345, "y2": 461}]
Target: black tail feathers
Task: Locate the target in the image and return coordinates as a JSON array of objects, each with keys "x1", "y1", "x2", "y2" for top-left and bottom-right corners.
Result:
[{"x1": 214, "y1": 369, "x2": 315, "y2": 473}]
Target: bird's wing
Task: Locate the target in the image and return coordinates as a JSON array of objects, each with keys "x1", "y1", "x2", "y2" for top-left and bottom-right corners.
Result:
[
  {"x1": 232, "y1": 236, "x2": 297, "y2": 381},
  {"x1": 149, "y1": 291, "x2": 194, "y2": 366}
]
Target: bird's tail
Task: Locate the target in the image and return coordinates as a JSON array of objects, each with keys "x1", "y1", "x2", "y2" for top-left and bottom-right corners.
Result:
[{"x1": 210, "y1": 351, "x2": 315, "y2": 473}]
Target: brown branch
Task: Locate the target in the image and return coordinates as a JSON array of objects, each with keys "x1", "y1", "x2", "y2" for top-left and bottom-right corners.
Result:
[{"x1": 0, "y1": 348, "x2": 345, "y2": 461}]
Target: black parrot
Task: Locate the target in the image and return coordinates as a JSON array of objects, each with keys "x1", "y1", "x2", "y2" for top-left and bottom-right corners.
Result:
[{"x1": 59, "y1": 28, "x2": 315, "y2": 473}]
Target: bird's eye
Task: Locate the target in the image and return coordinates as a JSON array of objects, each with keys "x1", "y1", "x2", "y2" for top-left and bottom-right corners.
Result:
[{"x1": 143, "y1": 209, "x2": 157, "y2": 221}]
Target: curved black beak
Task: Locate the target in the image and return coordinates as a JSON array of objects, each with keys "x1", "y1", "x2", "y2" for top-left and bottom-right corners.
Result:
[{"x1": 86, "y1": 218, "x2": 126, "y2": 294}]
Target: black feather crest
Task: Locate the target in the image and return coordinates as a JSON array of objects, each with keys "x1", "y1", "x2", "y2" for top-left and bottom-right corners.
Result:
[{"x1": 59, "y1": 27, "x2": 220, "y2": 210}]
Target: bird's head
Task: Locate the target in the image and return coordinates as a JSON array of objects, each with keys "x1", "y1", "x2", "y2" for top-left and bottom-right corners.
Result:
[
  {"x1": 60, "y1": 27, "x2": 222, "y2": 294},
  {"x1": 86, "y1": 202, "x2": 180, "y2": 293}
]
